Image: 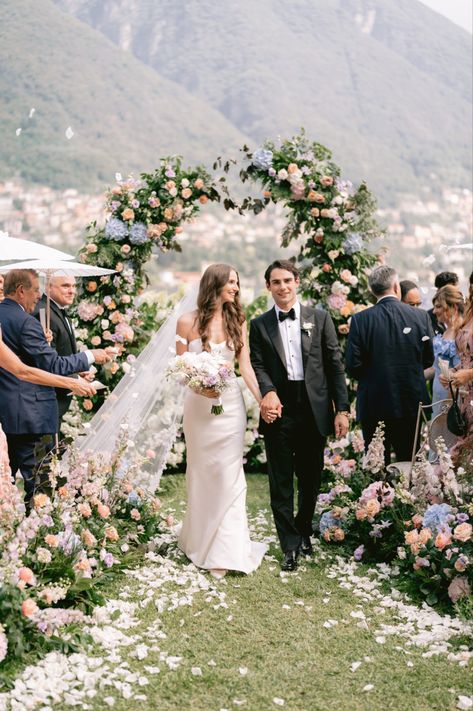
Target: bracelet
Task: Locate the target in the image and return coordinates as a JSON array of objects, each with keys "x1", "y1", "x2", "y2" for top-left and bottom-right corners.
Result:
[{"x1": 336, "y1": 411, "x2": 350, "y2": 418}]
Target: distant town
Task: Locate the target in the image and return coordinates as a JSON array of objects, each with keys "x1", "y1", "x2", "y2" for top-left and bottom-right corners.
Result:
[{"x1": 0, "y1": 180, "x2": 471, "y2": 303}]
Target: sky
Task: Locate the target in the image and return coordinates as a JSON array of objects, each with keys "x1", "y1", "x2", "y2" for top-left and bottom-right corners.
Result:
[{"x1": 419, "y1": 0, "x2": 472, "y2": 33}]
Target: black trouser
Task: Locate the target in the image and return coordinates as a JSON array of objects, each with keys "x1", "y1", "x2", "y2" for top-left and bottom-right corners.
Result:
[
  {"x1": 7, "y1": 433, "x2": 55, "y2": 504},
  {"x1": 362, "y1": 416, "x2": 419, "y2": 466},
  {"x1": 264, "y1": 381, "x2": 325, "y2": 553}
]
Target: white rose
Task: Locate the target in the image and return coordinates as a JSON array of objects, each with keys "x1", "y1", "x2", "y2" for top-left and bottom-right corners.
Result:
[
  {"x1": 349, "y1": 275, "x2": 359, "y2": 286},
  {"x1": 101, "y1": 319, "x2": 110, "y2": 329},
  {"x1": 181, "y1": 178, "x2": 190, "y2": 187},
  {"x1": 331, "y1": 195, "x2": 343, "y2": 205},
  {"x1": 277, "y1": 169, "x2": 288, "y2": 180},
  {"x1": 328, "y1": 250, "x2": 340, "y2": 260}
]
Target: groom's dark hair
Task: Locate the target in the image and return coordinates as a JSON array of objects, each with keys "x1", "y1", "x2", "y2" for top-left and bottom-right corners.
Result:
[{"x1": 264, "y1": 260, "x2": 299, "y2": 284}]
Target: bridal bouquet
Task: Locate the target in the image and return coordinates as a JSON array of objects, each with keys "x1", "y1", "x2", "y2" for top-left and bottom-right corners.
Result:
[{"x1": 166, "y1": 351, "x2": 234, "y2": 415}]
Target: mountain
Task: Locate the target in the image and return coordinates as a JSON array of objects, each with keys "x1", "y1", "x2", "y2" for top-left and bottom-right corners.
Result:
[
  {"x1": 52, "y1": 0, "x2": 472, "y2": 200},
  {"x1": 0, "y1": 0, "x2": 471, "y2": 200},
  {"x1": 0, "y1": 0, "x2": 250, "y2": 190}
]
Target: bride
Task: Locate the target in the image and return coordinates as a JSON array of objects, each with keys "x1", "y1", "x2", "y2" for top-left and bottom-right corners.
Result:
[{"x1": 175, "y1": 264, "x2": 267, "y2": 578}]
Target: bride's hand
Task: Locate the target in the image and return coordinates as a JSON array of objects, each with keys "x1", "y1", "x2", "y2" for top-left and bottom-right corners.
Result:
[{"x1": 192, "y1": 386, "x2": 220, "y2": 399}]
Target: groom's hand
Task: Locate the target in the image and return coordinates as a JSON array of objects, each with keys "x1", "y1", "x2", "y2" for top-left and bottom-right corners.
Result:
[
  {"x1": 334, "y1": 412, "x2": 349, "y2": 438},
  {"x1": 260, "y1": 392, "x2": 282, "y2": 423}
]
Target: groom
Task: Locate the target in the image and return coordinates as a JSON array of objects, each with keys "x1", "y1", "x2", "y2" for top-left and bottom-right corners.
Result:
[{"x1": 250, "y1": 260, "x2": 349, "y2": 571}]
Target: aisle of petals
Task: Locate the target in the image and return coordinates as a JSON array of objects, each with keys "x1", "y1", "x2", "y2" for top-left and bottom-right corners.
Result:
[{"x1": 1, "y1": 510, "x2": 471, "y2": 711}]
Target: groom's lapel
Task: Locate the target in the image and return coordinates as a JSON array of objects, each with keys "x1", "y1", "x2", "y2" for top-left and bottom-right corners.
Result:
[
  {"x1": 263, "y1": 307, "x2": 287, "y2": 370},
  {"x1": 300, "y1": 304, "x2": 315, "y2": 370}
]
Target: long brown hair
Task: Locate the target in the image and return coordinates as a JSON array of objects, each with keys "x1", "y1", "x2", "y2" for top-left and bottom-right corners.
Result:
[
  {"x1": 433, "y1": 284, "x2": 464, "y2": 325},
  {"x1": 196, "y1": 264, "x2": 245, "y2": 355}
]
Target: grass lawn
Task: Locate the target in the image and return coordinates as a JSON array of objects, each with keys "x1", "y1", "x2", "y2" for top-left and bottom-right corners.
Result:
[{"x1": 4, "y1": 474, "x2": 471, "y2": 711}]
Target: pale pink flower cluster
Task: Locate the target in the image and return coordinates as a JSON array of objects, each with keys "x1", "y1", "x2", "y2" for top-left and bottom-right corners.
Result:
[
  {"x1": 0, "y1": 624, "x2": 8, "y2": 663},
  {"x1": 0, "y1": 458, "x2": 25, "y2": 546},
  {"x1": 362, "y1": 422, "x2": 385, "y2": 474},
  {"x1": 77, "y1": 300, "x2": 103, "y2": 321}
]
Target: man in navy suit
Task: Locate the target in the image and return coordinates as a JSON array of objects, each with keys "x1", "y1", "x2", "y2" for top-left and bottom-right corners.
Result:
[
  {"x1": 346, "y1": 265, "x2": 434, "y2": 466},
  {"x1": 34, "y1": 275, "x2": 81, "y2": 433},
  {"x1": 0, "y1": 269, "x2": 111, "y2": 503}
]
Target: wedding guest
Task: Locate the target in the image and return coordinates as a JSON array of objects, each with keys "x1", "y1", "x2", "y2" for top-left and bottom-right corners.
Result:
[
  {"x1": 442, "y1": 271, "x2": 473, "y2": 469},
  {"x1": 0, "y1": 269, "x2": 111, "y2": 505},
  {"x1": 34, "y1": 275, "x2": 81, "y2": 433},
  {"x1": 424, "y1": 285, "x2": 463, "y2": 419},
  {"x1": 400, "y1": 280, "x2": 422, "y2": 307},
  {"x1": 428, "y1": 271, "x2": 459, "y2": 335},
  {"x1": 346, "y1": 265, "x2": 434, "y2": 466}
]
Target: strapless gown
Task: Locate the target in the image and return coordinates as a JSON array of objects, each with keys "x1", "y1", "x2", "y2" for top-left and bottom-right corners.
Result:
[{"x1": 178, "y1": 339, "x2": 267, "y2": 573}]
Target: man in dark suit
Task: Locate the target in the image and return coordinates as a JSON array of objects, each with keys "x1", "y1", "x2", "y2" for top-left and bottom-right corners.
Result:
[
  {"x1": 0, "y1": 269, "x2": 110, "y2": 504},
  {"x1": 250, "y1": 260, "x2": 349, "y2": 571},
  {"x1": 34, "y1": 275, "x2": 80, "y2": 433},
  {"x1": 346, "y1": 265, "x2": 434, "y2": 466}
]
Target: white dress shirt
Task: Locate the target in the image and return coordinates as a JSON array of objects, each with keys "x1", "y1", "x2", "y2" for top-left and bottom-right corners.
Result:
[{"x1": 275, "y1": 301, "x2": 304, "y2": 381}]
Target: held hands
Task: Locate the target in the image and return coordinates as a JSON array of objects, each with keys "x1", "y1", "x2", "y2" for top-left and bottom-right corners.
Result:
[
  {"x1": 90, "y1": 347, "x2": 117, "y2": 364},
  {"x1": 260, "y1": 392, "x2": 283, "y2": 424}
]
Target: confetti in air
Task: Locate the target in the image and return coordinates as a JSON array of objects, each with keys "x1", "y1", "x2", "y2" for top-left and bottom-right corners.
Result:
[
  {"x1": 29, "y1": 108, "x2": 35, "y2": 118},
  {"x1": 65, "y1": 126, "x2": 74, "y2": 140},
  {"x1": 15, "y1": 128, "x2": 22, "y2": 136}
]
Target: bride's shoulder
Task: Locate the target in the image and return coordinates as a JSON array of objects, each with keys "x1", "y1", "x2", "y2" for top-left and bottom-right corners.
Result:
[{"x1": 177, "y1": 310, "x2": 199, "y2": 336}]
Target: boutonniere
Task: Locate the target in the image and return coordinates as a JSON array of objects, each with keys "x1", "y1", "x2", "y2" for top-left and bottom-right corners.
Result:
[{"x1": 301, "y1": 322, "x2": 314, "y2": 335}]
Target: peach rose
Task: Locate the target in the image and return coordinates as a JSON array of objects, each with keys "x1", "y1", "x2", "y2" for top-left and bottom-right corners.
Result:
[
  {"x1": 356, "y1": 508, "x2": 368, "y2": 521},
  {"x1": 287, "y1": 163, "x2": 299, "y2": 174},
  {"x1": 105, "y1": 525, "x2": 119, "y2": 542},
  {"x1": 86, "y1": 281, "x2": 97, "y2": 293},
  {"x1": 435, "y1": 531, "x2": 452, "y2": 550},
  {"x1": 81, "y1": 529, "x2": 97, "y2": 547},
  {"x1": 194, "y1": 178, "x2": 204, "y2": 189},
  {"x1": 83, "y1": 399, "x2": 94, "y2": 411},
  {"x1": 333, "y1": 527, "x2": 345, "y2": 542},
  {"x1": 322, "y1": 264, "x2": 332, "y2": 273},
  {"x1": 121, "y1": 295, "x2": 131, "y2": 304},
  {"x1": 314, "y1": 233, "x2": 324, "y2": 244},
  {"x1": 58, "y1": 485, "x2": 68, "y2": 498},
  {"x1": 164, "y1": 207, "x2": 174, "y2": 221},
  {"x1": 78, "y1": 502, "x2": 92, "y2": 518},
  {"x1": 418, "y1": 528, "x2": 433, "y2": 546},
  {"x1": 122, "y1": 208, "x2": 135, "y2": 221},
  {"x1": 165, "y1": 180, "x2": 176, "y2": 191},
  {"x1": 44, "y1": 534, "x2": 58, "y2": 548},
  {"x1": 320, "y1": 176, "x2": 334, "y2": 187},
  {"x1": 91, "y1": 336, "x2": 101, "y2": 346},
  {"x1": 97, "y1": 503, "x2": 111, "y2": 519},
  {"x1": 310, "y1": 207, "x2": 320, "y2": 217},
  {"x1": 405, "y1": 529, "x2": 419, "y2": 545},
  {"x1": 338, "y1": 324, "x2": 349, "y2": 335},
  {"x1": 313, "y1": 192, "x2": 325, "y2": 204},
  {"x1": 454, "y1": 557, "x2": 467, "y2": 573},
  {"x1": 130, "y1": 508, "x2": 141, "y2": 521},
  {"x1": 307, "y1": 191, "x2": 318, "y2": 202},
  {"x1": 121, "y1": 244, "x2": 131, "y2": 254},
  {"x1": 366, "y1": 499, "x2": 381, "y2": 518},
  {"x1": 75, "y1": 558, "x2": 92, "y2": 573},
  {"x1": 33, "y1": 493, "x2": 49, "y2": 509},
  {"x1": 412, "y1": 514, "x2": 424, "y2": 529},
  {"x1": 21, "y1": 599, "x2": 39, "y2": 617},
  {"x1": 340, "y1": 301, "x2": 355, "y2": 318},
  {"x1": 111, "y1": 186, "x2": 122, "y2": 195},
  {"x1": 199, "y1": 195, "x2": 208, "y2": 204},
  {"x1": 18, "y1": 567, "x2": 36, "y2": 585},
  {"x1": 453, "y1": 523, "x2": 472, "y2": 543},
  {"x1": 181, "y1": 188, "x2": 192, "y2": 199},
  {"x1": 86, "y1": 243, "x2": 98, "y2": 253}
]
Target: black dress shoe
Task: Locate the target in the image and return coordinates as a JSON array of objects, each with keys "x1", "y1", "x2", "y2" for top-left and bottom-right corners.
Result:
[
  {"x1": 299, "y1": 536, "x2": 313, "y2": 557},
  {"x1": 281, "y1": 550, "x2": 298, "y2": 571}
]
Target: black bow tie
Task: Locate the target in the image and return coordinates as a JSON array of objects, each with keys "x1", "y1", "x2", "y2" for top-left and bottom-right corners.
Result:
[{"x1": 279, "y1": 308, "x2": 296, "y2": 322}]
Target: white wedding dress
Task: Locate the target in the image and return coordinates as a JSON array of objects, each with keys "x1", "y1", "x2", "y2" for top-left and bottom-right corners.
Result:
[{"x1": 178, "y1": 338, "x2": 267, "y2": 573}]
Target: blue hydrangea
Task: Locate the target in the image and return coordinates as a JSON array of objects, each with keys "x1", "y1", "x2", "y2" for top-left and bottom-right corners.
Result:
[
  {"x1": 342, "y1": 233, "x2": 363, "y2": 255},
  {"x1": 105, "y1": 217, "x2": 129, "y2": 242},
  {"x1": 252, "y1": 148, "x2": 274, "y2": 171},
  {"x1": 319, "y1": 512, "x2": 341, "y2": 533},
  {"x1": 129, "y1": 222, "x2": 149, "y2": 245},
  {"x1": 423, "y1": 503, "x2": 453, "y2": 532},
  {"x1": 127, "y1": 491, "x2": 142, "y2": 506}
]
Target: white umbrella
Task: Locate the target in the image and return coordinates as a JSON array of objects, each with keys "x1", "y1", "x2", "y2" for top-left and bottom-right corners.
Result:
[
  {"x1": 0, "y1": 259, "x2": 116, "y2": 330},
  {"x1": 0, "y1": 232, "x2": 75, "y2": 262}
]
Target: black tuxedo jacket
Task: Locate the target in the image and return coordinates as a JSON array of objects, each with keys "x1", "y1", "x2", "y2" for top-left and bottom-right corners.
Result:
[
  {"x1": 250, "y1": 304, "x2": 349, "y2": 437},
  {"x1": 346, "y1": 296, "x2": 434, "y2": 422},
  {"x1": 34, "y1": 296, "x2": 78, "y2": 416}
]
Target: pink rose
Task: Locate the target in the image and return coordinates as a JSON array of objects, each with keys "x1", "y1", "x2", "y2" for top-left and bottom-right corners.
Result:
[
  {"x1": 18, "y1": 567, "x2": 36, "y2": 586},
  {"x1": 130, "y1": 508, "x2": 141, "y2": 521},
  {"x1": 97, "y1": 503, "x2": 111, "y2": 519},
  {"x1": 435, "y1": 531, "x2": 452, "y2": 550},
  {"x1": 448, "y1": 576, "x2": 471, "y2": 603}
]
